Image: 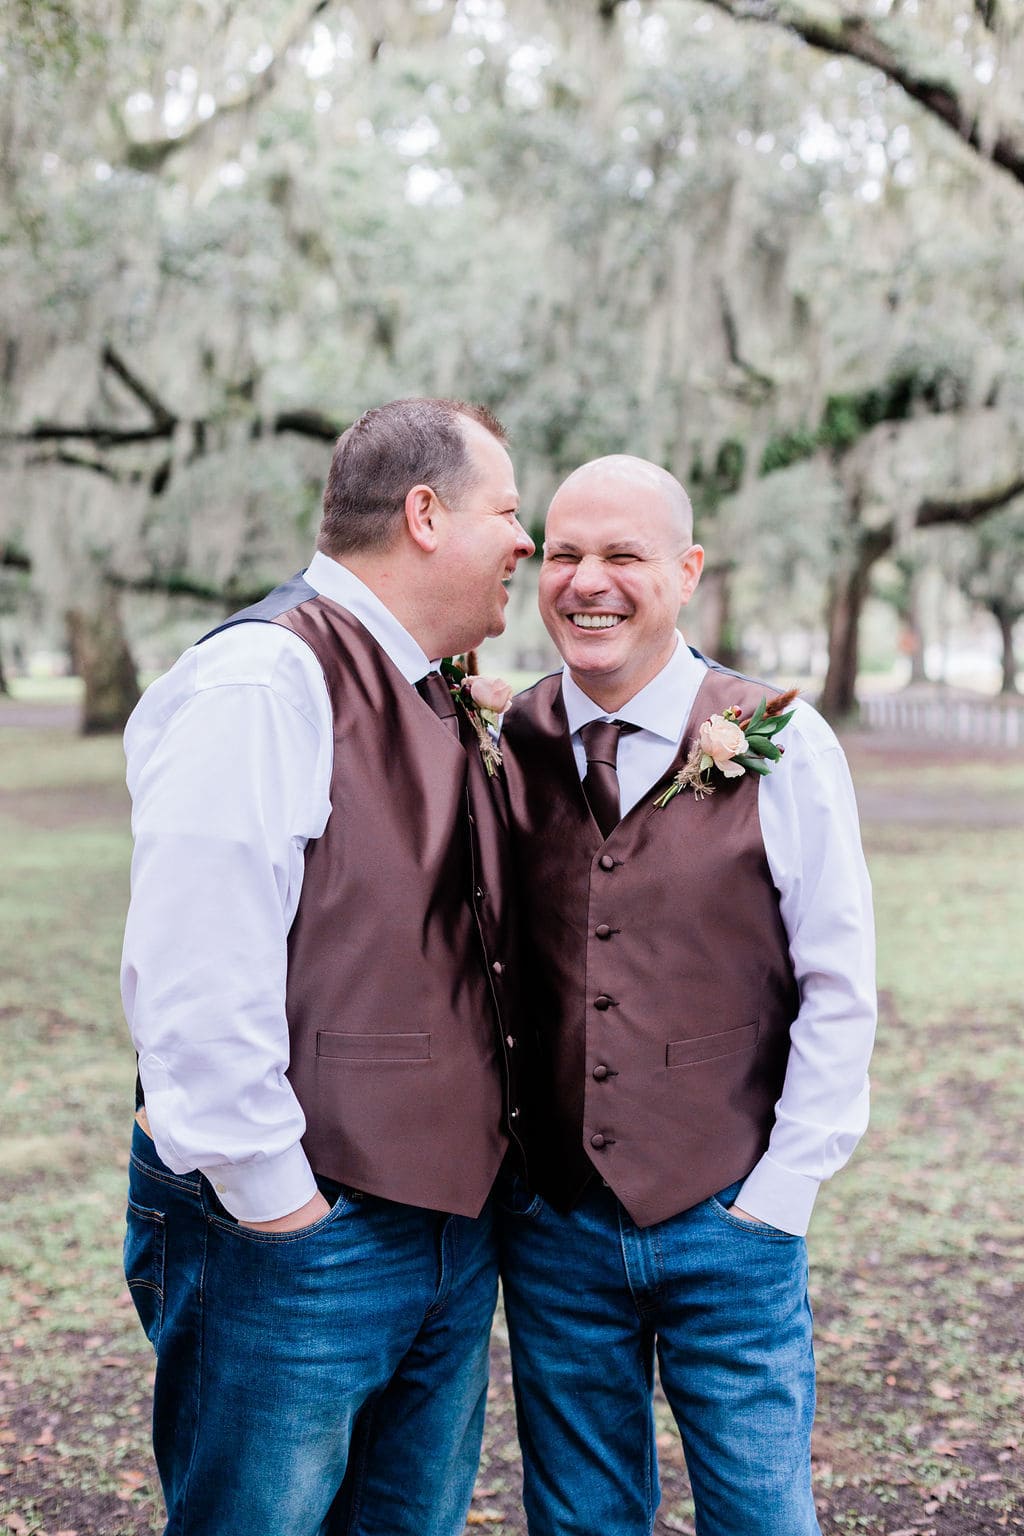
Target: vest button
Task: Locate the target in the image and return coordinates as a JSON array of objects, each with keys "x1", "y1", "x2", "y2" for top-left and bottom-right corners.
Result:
[
  {"x1": 509, "y1": 1107, "x2": 520, "y2": 1120},
  {"x1": 590, "y1": 1133, "x2": 607, "y2": 1149},
  {"x1": 598, "y1": 854, "x2": 615, "y2": 871},
  {"x1": 595, "y1": 923, "x2": 612, "y2": 939},
  {"x1": 592, "y1": 1064, "x2": 609, "y2": 1081},
  {"x1": 594, "y1": 995, "x2": 613, "y2": 1011},
  {"x1": 506, "y1": 1035, "x2": 516, "y2": 1049},
  {"x1": 491, "y1": 960, "x2": 504, "y2": 975}
]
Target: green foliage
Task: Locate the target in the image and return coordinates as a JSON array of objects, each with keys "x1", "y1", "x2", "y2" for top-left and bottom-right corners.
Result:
[
  {"x1": 760, "y1": 426, "x2": 819, "y2": 475},
  {"x1": 3, "y1": 0, "x2": 1024, "y2": 678},
  {"x1": 761, "y1": 364, "x2": 972, "y2": 472},
  {"x1": 689, "y1": 437, "x2": 748, "y2": 518},
  {"x1": 4, "y1": 0, "x2": 110, "y2": 72}
]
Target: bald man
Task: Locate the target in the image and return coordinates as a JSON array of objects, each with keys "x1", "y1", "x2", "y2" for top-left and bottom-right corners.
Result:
[{"x1": 498, "y1": 457, "x2": 876, "y2": 1536}]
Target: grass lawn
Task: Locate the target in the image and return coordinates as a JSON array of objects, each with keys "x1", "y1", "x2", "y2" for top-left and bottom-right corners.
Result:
[{"x1": 0, "y1": 707, "x2": 1021, "y2": 1535}]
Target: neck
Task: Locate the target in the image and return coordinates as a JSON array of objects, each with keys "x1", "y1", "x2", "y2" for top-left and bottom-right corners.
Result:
[
  {"x1": 328, "y1": 549, "x2": 440, "y2": 656},
  {"x1": 568, "y1": 636, "x2": 680, "y2": 714}
]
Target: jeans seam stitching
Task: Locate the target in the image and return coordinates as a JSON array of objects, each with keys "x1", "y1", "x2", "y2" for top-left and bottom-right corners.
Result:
[
  {"x1": 130, "y1": 1153, "x2": 202, "y2": 1197},
  {"x1": 426, "y1": 1217, "x2": 457, "y2": 1318},
  {"x1": 710, "y1": 1197, "x2": 797, "y2": 1241},
  {"x1": 176, "y1": 1209, "x2": 208, "y2": 1534},
  {"x1": 339, "y1": 1393, "x2": 378, "y2": 1533},
  {"x1": 203, "y1": 1192, "x2": 354, "y2": 1244}
]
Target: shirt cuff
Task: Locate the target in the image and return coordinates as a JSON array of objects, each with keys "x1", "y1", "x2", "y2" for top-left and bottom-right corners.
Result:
[
  {"x1": 199, "y1": 1141, "x2": 319, "y2": 1223},
  {"x1": 735, "y1": 1154, "x2": 821, "y2": 1237}
]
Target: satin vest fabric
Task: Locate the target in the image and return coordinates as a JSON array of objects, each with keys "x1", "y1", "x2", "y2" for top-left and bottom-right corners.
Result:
[
  {"x1": 201, "y1": 577, "x2": 521, "y2": 1217},
  {"x1": 501, "y1": 660, "x2": 798, "y2": 1229}
]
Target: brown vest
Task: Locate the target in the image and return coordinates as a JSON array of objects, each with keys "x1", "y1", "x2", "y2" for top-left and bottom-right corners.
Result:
[
  {"x1": 193, "y1": 575, "x2": 523, "y2": 1217},
  {"x1": 502, "y1": 661, "x2": 798, "y2": 1228}
]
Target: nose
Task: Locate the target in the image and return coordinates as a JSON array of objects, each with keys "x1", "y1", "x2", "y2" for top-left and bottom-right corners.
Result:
[
  {"x1": 513, "y1": 518, "x2": 536, "y2": 559},
  {"x1": 570, "y1": 555, "x2": 610, "y2": 598}
]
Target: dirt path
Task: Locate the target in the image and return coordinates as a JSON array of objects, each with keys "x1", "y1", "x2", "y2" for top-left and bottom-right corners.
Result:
[{"x1": 3, "y1": 704, "x2": 1021, "y2": 1535}]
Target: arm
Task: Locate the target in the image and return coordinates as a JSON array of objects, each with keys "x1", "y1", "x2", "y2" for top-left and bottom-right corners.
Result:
[
  {"x1": 734, "y1": 705, "x2": 877, "y2": 1235},
  {"x1": 121, "y1": 626, "x2": 333, "y2": 1225}
]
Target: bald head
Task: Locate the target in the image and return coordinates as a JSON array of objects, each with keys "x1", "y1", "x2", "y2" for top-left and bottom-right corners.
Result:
[
  {"x1": 539, "y1": 453, "x2": 705, "y2": 712},
  {"x1": 551, "y1": 455, "x2": 694, "y2": 551}
]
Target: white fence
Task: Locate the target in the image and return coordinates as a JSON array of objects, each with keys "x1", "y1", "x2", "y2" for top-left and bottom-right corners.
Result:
[{"x1": 860, "y1": 692, "x2": 1024, "y2": 748}]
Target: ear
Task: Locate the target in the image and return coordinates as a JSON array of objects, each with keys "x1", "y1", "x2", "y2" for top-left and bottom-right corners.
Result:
[
  {"x1": 404, "y1": 484, "x2": 443, "y2": 554},
  {"x1": 678, "y1": 544, "x2": 704, "y2": 606}
]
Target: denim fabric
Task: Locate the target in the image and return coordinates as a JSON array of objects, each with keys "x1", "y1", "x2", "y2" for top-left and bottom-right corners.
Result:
[
  {"x1": 497, "y1": 1174, "x2": 820, "y2": 1536},
  {"x1": 124, "y1": 1120, "x2": 498, "y2": 1536}
]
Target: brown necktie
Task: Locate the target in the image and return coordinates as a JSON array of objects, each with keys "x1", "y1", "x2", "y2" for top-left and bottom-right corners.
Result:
[
  {"x1": 416, "y1": 670, "x2": 460, "y2": 738},
  {"x1": 579, "y1": 719, "x2": 636, "y2": 838}
]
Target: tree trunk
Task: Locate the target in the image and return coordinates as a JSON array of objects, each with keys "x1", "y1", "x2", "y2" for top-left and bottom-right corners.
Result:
[
  {"x1": 696, "y1": 563, "x2": 742, "y2": 670},
  {"x1": 995, "y1": 606, "x2": 1020, "y2": 695},
  {"x1": 899, "y1": 566, "x2": 929, "y2": 685},
  {"x1": 66, "y1": 590, "x2": 141, "y2": 734},
  {"x1": 0, "y1": 642, "x2": 8, "y2": 696},
  {"x1": 819, "y1": 540, "x2": 878, "y2": 722}
]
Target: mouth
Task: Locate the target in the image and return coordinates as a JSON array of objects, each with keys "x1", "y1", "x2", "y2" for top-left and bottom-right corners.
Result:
[{"x1": 567, "y1": 613, "x2": 625, "y2": 630}]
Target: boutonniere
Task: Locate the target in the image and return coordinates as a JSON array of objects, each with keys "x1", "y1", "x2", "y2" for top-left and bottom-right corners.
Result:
[
  {"x1": 440, "y1": 656, "x2": 513, "y2": 777},
  {"x1": 654, "y1": 688, "x2": 799, "y2": 806}
]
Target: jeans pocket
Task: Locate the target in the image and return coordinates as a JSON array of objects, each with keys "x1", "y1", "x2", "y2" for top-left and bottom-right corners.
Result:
[
  {"x1": 707, "y1": 1194, "x2": 800, "y2": 1243},
  {"x1": 124, "y1": 1199, "x2": 166, "y2": 1345},
  {"x1": 494, "y1": 1169, "x2": 543, "y2": 1219},
  {"x1": 203, "y1": 1180, "x2": 357, "y2": 1243}
]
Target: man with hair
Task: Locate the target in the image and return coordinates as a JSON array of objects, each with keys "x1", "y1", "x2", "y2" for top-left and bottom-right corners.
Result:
[
  {"x1": 121, "y1": 398, "x2": 534, "y2": 1535},
  {"x1": 499, "y1": 454, "x2": 876, "y2": 1536}
]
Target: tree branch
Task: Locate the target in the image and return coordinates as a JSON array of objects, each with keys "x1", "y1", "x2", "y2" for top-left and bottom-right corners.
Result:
[
  {"x1": 9, "y1": 423, "x2": 172, "y2": 447},
  {"x1": 9, "y1": 406, "x2": 345, "y2": 452},
  {"x1": 717, "y1": 282, "x2": 775, "y2": 400},
  {"x1": 120, "y1": 0, "x2": 331, "y2": 173},
  {"x1": 700, "y1": 0, "x2": 1024, "y2": 189},
  {"x1": 101, "y1": 343, "x2": 177, "y2": 428},
  {"x1": 917, "y1": 474, "x2": 1024, "y2": 530},
  {"x1": 272, "y1": 408, "x2": 344, "y2": 441},
  {"x1": 107, "y1": 571, "x2": 269, "y2": 606},
  {"x1": 26, "y1": 450, "x2": 126, "y2": 479}
]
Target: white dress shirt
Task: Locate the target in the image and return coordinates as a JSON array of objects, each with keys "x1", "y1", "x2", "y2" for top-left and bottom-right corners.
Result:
[
  {"x1": 561, "y1": 634, "x2": 876, "y2": 1235},
  {"x1": 121, "y1": 552, "x2": 438, "y2": 1221}
]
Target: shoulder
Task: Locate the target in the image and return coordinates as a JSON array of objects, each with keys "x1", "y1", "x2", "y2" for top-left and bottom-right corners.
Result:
[
  {"x1": 776, "y1": 695, "x2": 843, "y2": 766},
  {"x1": 127, "y1": 621, "x2": 330, "y2": 751},
  {"x1": 194, "y1": 619, "x2": 322, "y2": 699},
  {"x1": 503, "y1": 671, "x2": 563, "y2": 735},
  {"x1": 695, "y1": 655, "x2": 840, "y2": 763}
]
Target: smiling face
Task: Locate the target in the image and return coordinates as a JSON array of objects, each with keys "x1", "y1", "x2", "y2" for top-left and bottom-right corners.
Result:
[
  {"x1": 539, "y1": 457, "x2": 703, "y2": 711},
  {"x1": 431, "y1": 416, "x2": 535, "y2": 654}
]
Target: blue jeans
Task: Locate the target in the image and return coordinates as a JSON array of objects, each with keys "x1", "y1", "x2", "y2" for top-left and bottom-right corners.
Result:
[
  {"x1": 123, "y1": 1120, "x2": 498, "y2": 1536},
  {"x1": 497, "y1": 1173, "x2": 820, "y2": 1536}
]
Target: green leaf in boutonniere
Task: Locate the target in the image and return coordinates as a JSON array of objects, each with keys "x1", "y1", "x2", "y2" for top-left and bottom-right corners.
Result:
[
  {"x1": 439, "y1": 656, "x2": 513, "y2": 777},
  {"x1": 654, "y1": 688, "x2": 799, "y2": 806}
]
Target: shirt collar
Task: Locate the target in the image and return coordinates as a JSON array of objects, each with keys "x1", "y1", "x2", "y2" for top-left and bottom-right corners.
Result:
[
  {"x1": 303, "y1": 550, "x2": 433, "y2": 685},
  {"x1": 561, "y1": 632, "x2": 707, "y2": 745}
]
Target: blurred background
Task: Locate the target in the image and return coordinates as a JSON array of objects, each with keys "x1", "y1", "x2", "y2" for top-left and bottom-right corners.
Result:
[
  {"x1": 1, "y1": 3, "x2": 1023, "y2": 1534},
  {"x1": 1, "y1": 0, "x2": 1023, "y2": 728}
]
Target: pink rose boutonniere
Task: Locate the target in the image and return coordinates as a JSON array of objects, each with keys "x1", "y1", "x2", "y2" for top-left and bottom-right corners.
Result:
[
  {"x1": 654, "y1": 688, "x2": 799, "y2": 806},
  {"x1": 440, "y1": 656, "x2": 513, "y2": 777}
]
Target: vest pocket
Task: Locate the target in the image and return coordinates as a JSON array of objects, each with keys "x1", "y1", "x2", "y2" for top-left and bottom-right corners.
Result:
[
  {"x1": 666, "y1": 1020, "x2": 758, "y2": 1068},
  {"x1": 124, "y1": 1200, "x2": 166, "y2": 1346},
  {"x1": 316, "y1": 1030, "x2": 431, "y2": 1062}
]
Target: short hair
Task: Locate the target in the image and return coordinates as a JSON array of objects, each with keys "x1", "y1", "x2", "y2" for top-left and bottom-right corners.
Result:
[{"x1": 317, "y1": 397, "x2": 508, "y2": 557}]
